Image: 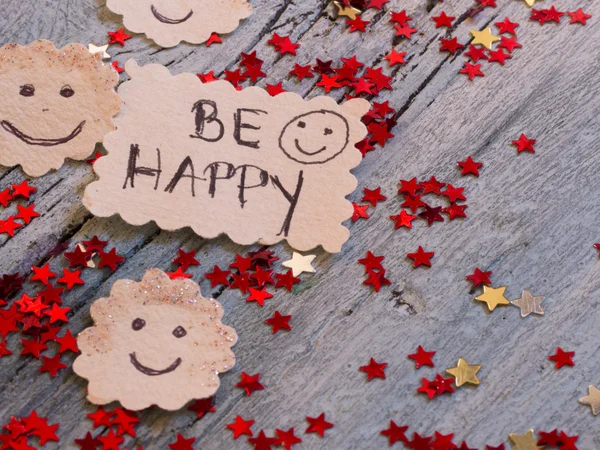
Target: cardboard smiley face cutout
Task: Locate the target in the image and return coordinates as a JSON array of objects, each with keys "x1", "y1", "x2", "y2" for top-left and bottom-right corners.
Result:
[
  {"x1": 83, "y1": 61, "x2": 369, "y2": 253},
  {"x1": 106, "y1": 0, "x2": 252, "y2": 48},
  {"x1": 0, "y1": 40, "x2": 121, "y2": 177},
  {"x1": 73, "y1": 269, "x2": 237, "y2": 411}
]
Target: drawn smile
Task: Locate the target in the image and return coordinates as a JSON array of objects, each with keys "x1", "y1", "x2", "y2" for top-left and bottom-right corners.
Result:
[
  {"x1": 129, "y1": 352, "x2": 182, "y2": 376},
  {"x1": 1, "y1": 120, "x2": 85, "y2": 147},
  {"x1": 150, "y1": 5, "x2": 194, "y2": 24},
  {"x1": 294, "y1": 139, "x2": 327, "y2": 156}
]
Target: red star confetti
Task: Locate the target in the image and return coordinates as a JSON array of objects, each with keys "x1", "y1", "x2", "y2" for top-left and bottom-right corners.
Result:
[
  {"x1": 39, "y1": 284, "x2": 64, "y2": 304},
  {"x1": 64, "y1": 246, "x2": 92, "y2": 269},
  {"x1": 548, "y1": 347, "x2": 575, "y2": 369},
  {"x1": 289, "y1": 64, "x2": 314, "y2": 80},
  {"x1": 512, "y1": 134, "x2": 536, "y2": 153},
  {"x1": 408, "y1": 345, "x2": 436, "y2": 368},
  {"x1": 568, "y1": 8, "x2": 592, "y2": 25},
  {"x1": 394, "y1": 24, "x2": 418, "y2": 39},
  {"x1": 368, "y1": 0, "x2": 389, "y2": 8},
  {"x1": 198, "y1": 71, "x2": 218, "y2": 83},
  {"x1": 230, "y1": 254, "x2": 252, "y2": 274},
  {"x1": 352, "y1": 203, "x2": 370, "y2": 222},
  {"x1": 398, "y1": 178, "x2": 422, "y2": 197},
  {"x1": 21, "y1": 338, "x2": 48, "y2": 358},
  {"x1": 390, "y1": 210, "x2": 416, "y2": 229},
  {"x1": 537, "y1": 429, "x2": 560, "y2": 447},
  {"x1": 168, "y1": 434, "x2": 195, "y2": 450},
  {"x1": 466, "y1": 268, "x2": 492, "y2": 287},
  {"x1": 432, "y1": 431, "x2": 457, "y2": 449},
  {"x1": 236, "y1": 372, "x2": 264, "y2": 396},
  {"x1": 187, "y1": 397, "x2": 215, "y2": 419},
  {"x1": 401, "y1": 194, "x2": 426, "y2": 212},
  {"x1": 55, "y1": 330, "x2": 79, "y2": 354},
  {"x1": 112, "y1": 61, "x2": 124, "y2": 73},
  {"x1": 266, "y1": 82, "x2": 286, "y2": 96},
  {"x1": 31, "y1": 264, "x2": 56, "y2": 285},
  {"x1": 544, "y1": 6, "x2": 565, "y2": 24},
  {"x1": 98, "y1": 248, "x2": 125, "y2": 270},
  {"x1": 206, "y1": 32, "x2": 222, "y2": 47},
  {"x1": 268, "y1": 33, "x2": 299, "y2": 55},
  {"x1": 87, "y1": 407, "x2": 114, "y2": 428},
  {"x1": 385, "y1": 49, "x2": 407, "y2": 66},
  {"x1": 407, "y1": 246, "x2": 434, "y2": 268},
  {"x1": 82, "y1": 236, "x2": 108, "y2": 252},
  {"x1": 476, "y1": 0, "x2": 496, "y2": 7},
  {"x1": 275, "y1": 428, "x2": 302, "y2": 450},
  {"x1": 39, "y1": 353, "x2": 67, "y2": 377},
  {"x1": 243, "y1": 64, "x2": 267, "y2": 82},
  {"x1": 419, "y1": 205, "x2": 444, "y2": 226},
  {"x1": 381, "y1": 421, "x2": 408, "y2": 446},
  {"x1": 363, "y1": 269, "x2": 391, "y2": 292},
  {"x1": 440, "y1": 37, "x2": 464, "y2": 54},
  {"x1": 275, "y1": 270, "x2": 301, "y2": 291},
  {"x1": 112, "y1": 408, "x2": 139, "y2": 437},
  {"x1": 499, "y1": 36, "x2": 522, "y2": 52},
  {"x1": 390, "y1": 10, "x2": 412, "y2": 26},
  {"x1": 442, "y1": 184, "x2": 466, "y2": 202},
  {"x1": 460, "y1": 62, "x2": 484, "y2": 80},
  {"x1": 444, "y1": 203, "x2": 468, "y2": 220},
  {"x1": 166, "y1": 267, "x2": 192, "y2": 280},
  {"x1": 0, "y1": 188, "x2": 12, "y2": 207},
  {"x1": 15, "y1": 204, "x2": 40, "y2": 224},
  {"x1": 358, "y1": 251, "x2": 385, "y2": 272},
  {"x1": 97, "y1": 429, "x2": 124, "y2": 450},
  {"x1": 250, "y1": 266, "x2": 274, "y2": 287},
  {"x1": 107, "y1": 28, "x2": 132, "y2": 46},
  {"x1": 226, "y1": 415, "x2": 255, "y2": 439},
  {"x1": 317, "y1": 74, "x2": 341, "y2": 93},
  {"x1": 457, "y1": 156, "x2": 483, "y2": 177},
  {"x1": 248, "y1": 430, "x2": 278, "y2": 450},
  {"x1": 465, "y1": 45, "x2": 489, "y2": 62},
  {"x1": 0, "y1": 217, "x2": 22, "y2": 237},
  {"x1": 305, "y1": 413, "x2": 333, "y2": 437},
  {"x1": 265, "y1": 311, "x2": 292, "y2": 334},
  {"x1": 361, "y1": 187, "x2": 387, "y2": 206},
  {"x1": 57, "y1": 269, "x2": 84, "y2": 290},
  {"x1": 247, "y1": 287, "x2": 273, "y2": 306},
  {"x1": 172, "y1": 249, "x2": 200, "y2": 271},
  {"x1": 75, "y1": 432, "x2": 101, "y2": 450},
  {"x1": 432, "y1": 11, "x2": 455, "y2": 28},
  {"x1": 406, "y1": 432, "x2": 433, "y2": 448},
  {"x1": 495, "y1": 17, "x2": 519, "y2": 35},
  {"x1": 488, "y1": 48, "x2": 512, "y2": 65},
  {"x1": 359, "y1": 357, "x2": 388, "y2": 381},
  {"x1": 347, "y1": 15, "x2": 370, "y2": 32},
  {"x1": 230, "y1": 272, "x2": 251, "y2": 293},
  {"x1": 224, "y1": 69, "x2": 247, "y2": 88},
  {"x1": 204, "y1": 265, "x2": 231, "y2": 287},
  {"x1": 43, "y1": 303, "x2": 70, "y2": 324},
  {"x1": 420, "y1": 176, "x2": 445, "y2": 195},
  {"x1": 11, "y1": 180, "x2": 37, "y2": 199}
]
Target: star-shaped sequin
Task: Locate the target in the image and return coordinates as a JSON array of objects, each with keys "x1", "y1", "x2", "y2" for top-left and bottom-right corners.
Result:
[
  {"x1": 236, "y1": 372, "x2": 264, "y2": 396},
  {"x1": 305, "y1": 413, "x2": 333, "y2": 437},
  {"x1": 512, "y1": 134, "x2": 536, "y2": 153},
  {"x1": 511, "y1": 290, "x2": 545, "y2": 317},
  {"x1": 381, "y1": 421, "x2": 408, "y2": 446},
  {"x1": 579, "y1": 385, "x2": 600, "y2": 415},
  {"x1": 407, "y1": 247, "x2": 434, "y2": 268},
  {"x1": 359, "y1": 358, "x2": 387, "y2": 381},
  {"x1": 107, "y1": 28, "x2": 132, "y2": 46},
  {"x1": 475, "y1": 285, "x2": 509, "y2": 311},
  {"x1": 408, "y1": 345, "x2": 436, "y2": 368},
  {"x1": 282, "y1": 253, "x2": 315, "y2": 276},
  {"x1": 548, "y1": 347, "x2": 575, "y2": 369},
  {"x1": 226, "y1": 415, "x2": 255, "y2": 439},
  {"x1": 265, "y1": 311, "x2": 292, "y2": 333},
  {"x1": 446, "y1": 357, "x2": 481, "y2": 387}
]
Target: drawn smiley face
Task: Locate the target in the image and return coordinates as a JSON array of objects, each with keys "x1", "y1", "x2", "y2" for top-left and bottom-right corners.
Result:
[{"x1": 278, "y1": 110, "x2": 350, "y2": 165}]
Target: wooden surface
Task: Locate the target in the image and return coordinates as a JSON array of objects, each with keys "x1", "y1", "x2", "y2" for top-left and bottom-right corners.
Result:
[{"x1": 0, "y1": 0, "x2": 599, "y2": 448}]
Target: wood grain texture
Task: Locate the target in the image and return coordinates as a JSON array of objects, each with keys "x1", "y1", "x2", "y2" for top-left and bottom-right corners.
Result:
[{"x1": 0, "y1": 0, "x2": 599, "y2": 448}]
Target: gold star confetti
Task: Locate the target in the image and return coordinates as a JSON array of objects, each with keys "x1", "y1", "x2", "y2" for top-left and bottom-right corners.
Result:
[
  {"x1": 511, "y1": 290, "x2": 545, "y2": 317},
  {"x1": 509, "y1": 429, "x2": 539, "y2": 450},
  {"x1": 470, "y1": 28, "x2": 501, "y2": 50},
  {"x1": 475, "y1": 285, "x2": 510, "y2": 311},
  {"x1": 446, "y1": 357, "x2": 481, "y2": 387},
  {"x1": 579, "y1": 385, "x2": 600, "y2": 415},
  {"x1": 333, "y1": 1, "x2": 362, "y2": 20},
  {"x1": 88, "y1": 44, "x2": 111, "y2": 60},
  {"x1": 282, "y1": 252, "x2": 316, "y2": 276},
  {"x1": 524, "y1": 0, "x2": 538, "y2": 6}
]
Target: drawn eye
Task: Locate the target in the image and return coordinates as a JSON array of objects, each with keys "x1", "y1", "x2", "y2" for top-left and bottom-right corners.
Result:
[
  {"x1": 324, "y1": 128, "x2": 333, "y2": 135},
  {"x1": 132, "y1": 318, "x2": 146, "y2": 331},
  {"x1": 297, "y1": 121, "x2": 306, "y2": 128},
  {"x1": 19, "y1": 84, "x2": 35, "y2": 97},
  {"x1": 172, "y1": 326, "x2": 187, "y2": 338},
  {"x1": 60, "y1": 85, "x2": 75, "y2": 98}
]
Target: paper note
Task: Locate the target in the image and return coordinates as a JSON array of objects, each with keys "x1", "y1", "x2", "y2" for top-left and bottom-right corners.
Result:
[
  {"x1": 0, "y1": 40, "x2": 121, "y2": 177},
  {"x1": 84, "y1": 61, "x2": 369, "y2": 253},
  {"x1": 106, "y1": 0, "x2": 252, "y2": 48},
  {"x1": 73, "y1": 268, "x2": 237, "y2": 411}
]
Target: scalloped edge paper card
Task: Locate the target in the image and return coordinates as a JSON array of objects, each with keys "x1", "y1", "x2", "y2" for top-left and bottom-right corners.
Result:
[
  {"x1": 83, "y1": 61, "x2": 369, "y2": 253},
  {"x1": 73, "y1": 268, "x2": 237, "y2": 411},
  {"x1": 0, "y1": 40, "x2": 121, "y2": 177},
  {"x1": 106, "y1": 0, "x2": 252, "y2": 48}
]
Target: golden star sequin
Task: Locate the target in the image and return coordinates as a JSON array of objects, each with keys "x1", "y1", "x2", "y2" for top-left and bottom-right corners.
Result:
[
  {"x1": 282, "y1": 252, "x2": 316, "y2": 276},
  {"x1": 88, "y1": 44, "x2": 111, "y2": 60},
  {"x1": 475, "y1": 285, "x2": 510, "y2": 311},
  {"x1": 579, "y1": 385, "x2": 600, "y2": 415},
  {"x1": 333, "y1": 1, "x2": 362, "y2": 20},
  {"x1": 446, "y1": 358, "x2": 481, "y2": 387},
  {"x1": 470, "y1": 28, "x2": 501, "y2": 50},
  {"x1": 511, "y1": 290, "x2": 545, "y2": 317},
  {"x1": 524, "y1": 0, "x2": 538, "y2": 6},
  {"x1": 509, "y1": 429, "x2": 539, "y2": 450}
]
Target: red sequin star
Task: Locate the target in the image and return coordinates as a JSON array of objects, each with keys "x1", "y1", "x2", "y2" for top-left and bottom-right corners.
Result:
[
  {"x1": 466, "y1": 267, "x2": 492, "y2": 287},
  {"x1": 363, "y1": 269, "x2": 391, "y2": 292},
  {"x1": 265, "y1": 311, "x2": 292, "y2": 333},
  {"x1": 361, "y1": 187, "x2": 387, "y2": 206},
  {"x1": 31, "y1": 264, "x2": 56, "y2": 285},
  {"x1": 248, "y1": 430, "x2": 278, "y2": 450},
  {"x1": 440, "y1": 37, "x2": 464, "y2": 54},
  {"x1": 206, "y1": 32, "x2": 222, "y2": 47},
  {"x1": 224, "y1": 69, "x2": 247, "y2": 87},
  {"x1": 87, "y1": 407, "x2": 114, "y2": 428},
  {"x1": 389, "y1": 10, "x2": 412, "y2": 26},
  {"x1": 394, "y1": 24, "x2": 418, "y2": 39},
  {"x1": 401, "y1": 194, "x2": 426, "y2": 213},
  {"x1": 268, "y1": 34, "x2": 299, "y2": 55},
  {"x1": 243, "y1": 64, "x2": 267, "y2": 82},
  {"x1": 204, "y1": 265, "x2": 231, "y2": 287},
  {"x1": 359, "y1": 357, "x2": 388, "y2": 381},
  {"x1": 368, "y1": 122, "x2": 394, "y2": 146},
  {"x1": 347, "y1": 15, "x2": 370, "y2": 32},
  {"x1": 236, "y1": 372, "x2": 264, "y2": 396},
  {"x1": 537, "y1": 429, "x2": 560, "y2": 447},
  {"x1": 544, "y1": 6, "x2": 565, "y2": 23},
  {"x1": 75, "y1": 432, "x2": 101, "y2": 450},
  {"x1": 441, "y1": 184, "x2": 466, "y2": 202},
  {"x1": 43, "y1": 304, "x2": 70, "y2": 324},
  {"x1": 24, "y1": 411, "x2": 59, "y2": 445},
  {"x1": 368, "y1": 0, "x2": 389, "y2": 8},
  {"x1": 459, "y1": 62, "x2": 484, "y2": 80},
  {"x1": 39, "y1": 353, "x2": 66, "y2": 377},
  {"x1": 57, "y1": 268, "x2": 84, "y2": 290},
  {"x1": 274, "y1": 270, "x2": 301, "y2": 291},
  {"x1": 420, "y1": 176, "x2": 445, "y2": 195},
  {"x1": 111, "y1": 61, "x2": 124, "y2": 73},
  {"x1": 558, "y1": 431, "x2": 579, "y2": 449},
  {"x1": 0, "y1": 217, "x2": 22, "y2": 236},
  {"x1": 385, "y1": 49, "x2": 407, "y2": 67},
  {"x1": 352, "y1": 203, "x2": 370, "y2": 222},
  {"x1": 398, "y1": 178, "x2": 422, "y2": 197},
  {"x1": 408, "y1": 345, "x2": 436, "y2": 368},
  {"x1": 82, "y1": 236, "x2": 108, "y2": 252},
  {"x1": 444, "y1": 203, "x2": 468, "y2": 220},
  {"x1": 289, "y1": 64, "x2": 314, "y2": 81},
  {"x1": 512, "y1": 134, "x2": 536, "y2": 153},
  {"x1": 15, "y1": 204, "x2": 40, "y2": 224},
  {"x1": 488, "y1": 48, "x2": 512, "y2": 65},
  {"x1": 465, "y1": 45, "x2": 489, "y2": 62},
  {"x1": 230, "y1": 272, "x2": 250, "y2": 293},
  {"x1": 406, "y1": 432, "x2": 433, "y2": 449},
  {"x1": 20, "y1": 338, "x2": 48, "y2": 358},
  {"x1": 55, "y1": 330, "x2": 79, "y2": 354},
  {"x1": 433, "y1": 373, "x2": 455, "y2": 395},
  {"x1": 97, "y1": 429, "x2": 124, "y2": 450},
  {"x1": 187, "y1": 397, "x2": 215, "y2": 419},
  {"x1": 168, "y1": 434, "x2": 195, "y2": 450},
  {"x1": 247, "y1": 287, "x2": 273, "y2": 306},
  {"x1": 39, "y1": 284, "x2": 64, "y2": 304},
  {"x1": 11, "y1": 181, "x2": 37, "y2": 199},
  {"x1": 0, "y1": 188, "x2": 12, "y2": 207},
  {"x1": 495, "y1": 17, "x2": 519, "y2": 34},
  {"x1": 499, "y1": 36, "x2": 522, "y2": 52},
  {"x1": 317, "y1": 74, "x2": 341, "y2": 93},
  {"x1": 275, "y1": 428, "x2": 302, "y2": 450},
  {"x1": 358, "y1": 251, "x2": 385, "y2": 272},
  {"x1": 568, "y1": 8, "x2": 592, "y2": 25},
  {"x1": 166, "y1": 267, "x2": 192, "y2": 280},
  {"x1": 108, "y1": 28, "x2": 132, "y2": 46},
  {"x1": 64, "y1": 246, "x2": 92, "y2": 268},
  {"x1": 40, "y1": 325, "x2": 61, "y2": 344},
  {"x1": 390, "y1": 210, "x2": 416, "y2": 229},
  {"x1": 230, "y1": 254, "x2": 252, "y2": 274},
  {"x1": 458, "y1": 442, "x2": 477, "y2": 450},
  {"x1": 457, "y1": 156, "x2": 483, "y2": 176},
  {"x1": 172, "y1": 249, "x2": 200, "y2": 271},
  {"x1": 407, "y1": 246, "x2": 434, "y2": 268},
  {"x1": 111, "y1": 408, "x2": 139, "y2": 437},
  {"x1": 226, "y1": 415, "x2": 255, "y2": 439},
  {"x1": 305, "y1": 413, "x2": 333, "y2": 437},
  {"x1": 476, "y1": 0, "x2": 496, "y2": 7},
  {"x1": 418, "y1": 205, "x2": 444, "y2": 226},
  {"x1": 266, "y1": 82, "x2": 286, "y2": 96},
  {"x1": 98, "y1": 248, "x2": 125, "y2": 270},
  {"x1": 197, "y1": 71, "x2": 218, "y2": 83},
  {"x1": 381, "y1": 421, "x2": 408, "y2": 446},
  {"x1": 548, "y1": 347, "x2": 575, "y2": 369},
  {"x1": 431, "y1": 431, "x2": 457, "y2": 449},
  {"x1": 432, "y1": 11, "x2": 455, "y2": 28}
]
